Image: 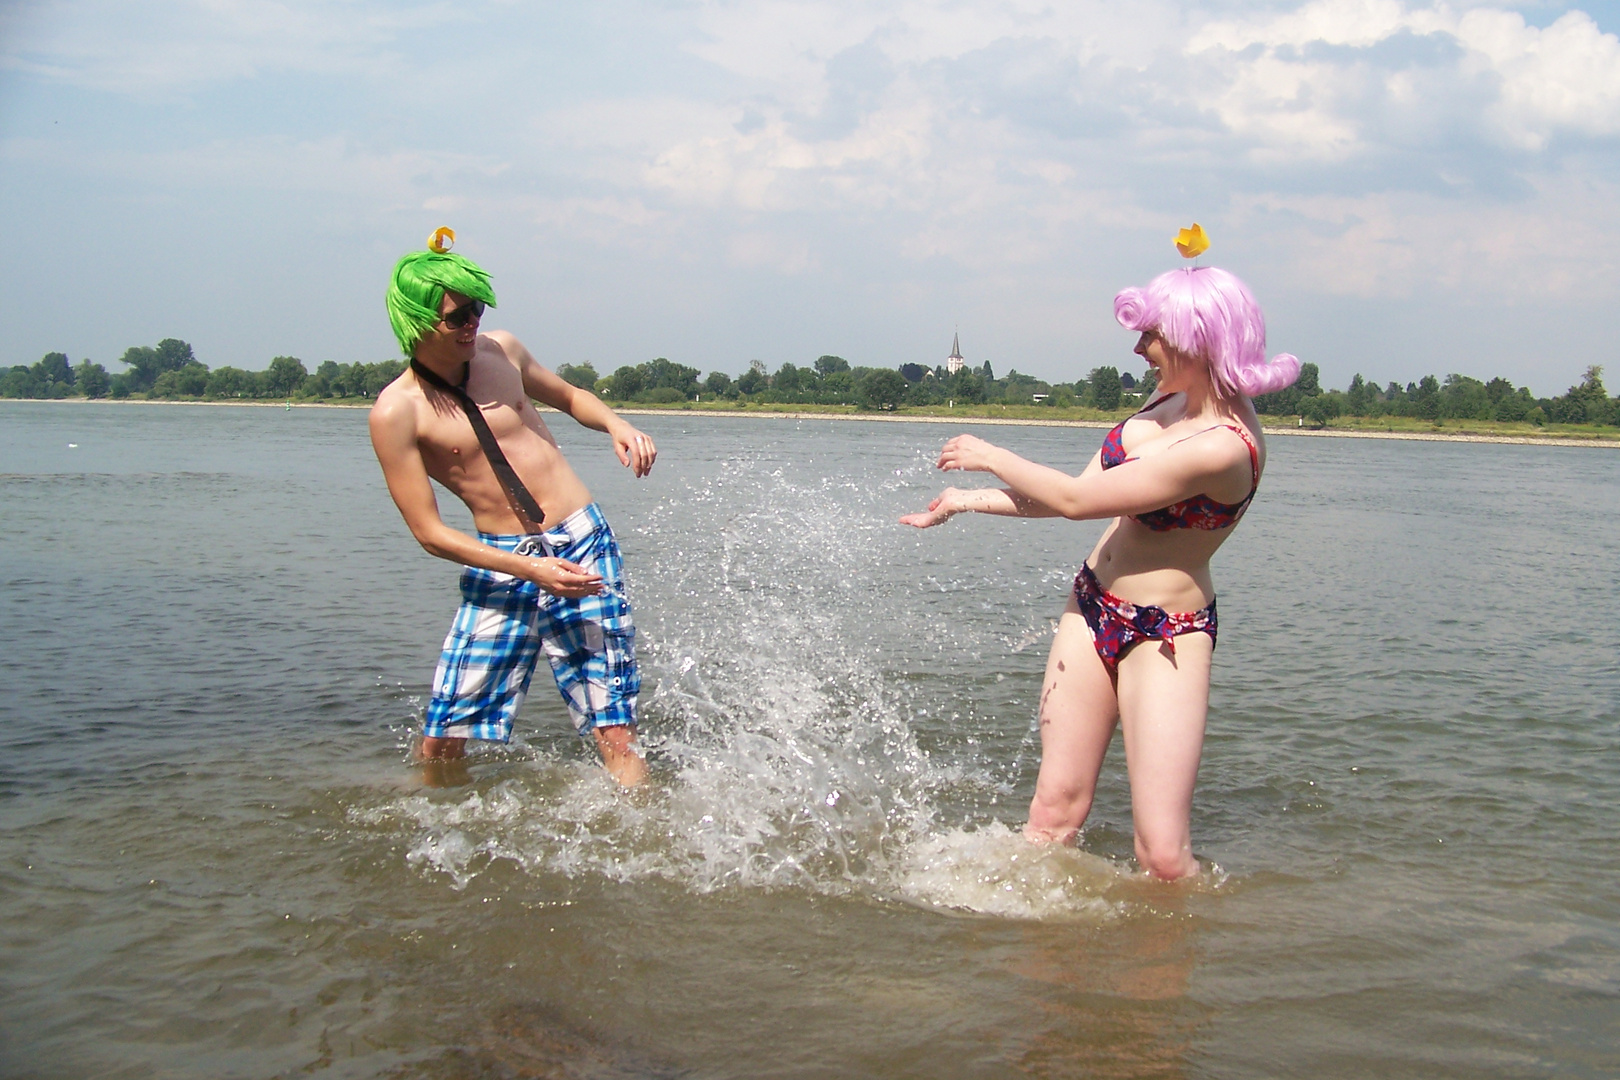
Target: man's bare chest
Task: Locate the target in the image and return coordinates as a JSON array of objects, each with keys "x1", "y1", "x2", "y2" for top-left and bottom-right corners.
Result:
[{"x1": 414, "y1": 367, "x2": 551, "y2": 477}]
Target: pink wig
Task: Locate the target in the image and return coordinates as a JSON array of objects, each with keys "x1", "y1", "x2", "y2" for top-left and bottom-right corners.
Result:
[{"x1": 1113, "y1": 266, "x2": 1299, "y2": 397}]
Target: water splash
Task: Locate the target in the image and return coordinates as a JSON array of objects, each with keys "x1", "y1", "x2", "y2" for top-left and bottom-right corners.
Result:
[
  {"x1": 357, "y1": 440, "x2": 1132, "y2": 918},
  {"x1": 897, "y1": 824, "x2": 1126, "y2": 921}
]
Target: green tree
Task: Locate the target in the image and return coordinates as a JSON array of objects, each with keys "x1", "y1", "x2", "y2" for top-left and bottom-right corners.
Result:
[
  {"x1": 1414, "y1": 374, "x2": 1440, "y2": 420},
  {"x1": 153, "y1": 362, "x2": 209, "y2": 397},
  {"x1": 607, "y1": 365, "x2": 644, "y2": 399},
  {"x1": 858, "y1": 369, "x2": 907, "y2": 410},
  {"x1": 264, "y1": 356, "x2": 308, "y2": 397},
  {"x1": 1345, "y1": 374, "x2": 1372, "y2": 415},
  {"x1": 643, "y1": 357, "x2": 700, "y2": 397},
  {"x1": 556, "y1": 362, "x2": 600, "y2": 391},
  {"x1": 1296, "y1": 362, "x2": 1320, "y2": 396},
  {"x1": 34, "y1": 352, "x2": 73, "y2": 389},
  {"x1": 118, "y1": 346, "x2": 157, "y2": 391},
  {"x1": 1547, "y1": 365, "x2": 1610, "y2": 425},
  {"x1": 906, "y1": 373, "x2": 947, "y2": 406},
  {"x1": 814, "y1": 355, "x2": 849, "y2": 376},
  {"x1": 736, "y1": 367, "x2": 765, "y2": 395},
  {"x1": 704, "y1": 370, "x2": 734, "y2": 398},
  {"x1": 121, "y1": 339, "x2": 196, "y2": 391},
  {"x1": 75, "y1": 360, "x2": 110, "y2": 399},
  {"x1": 1088, "y1": 366, "x2": 1121, "y2": 410},
  {"x1": 0, "y1": 366, "x2": 40, "y2": 398},
  {"x1": 205, "y1": 366, "x2": 259, "y2": 398},
  {"x1": 820, "y1": 369, "x2": 854, "y2": 401},
  {"x1": 363, "y1": 360, "x2": 405, "y2": 398},
  {"x1": 773, "y1": 363, "x2": 804, "y2": 397},
  {"x1": 1302, "y1": 393, "x2": 1342, "y2": 428}
]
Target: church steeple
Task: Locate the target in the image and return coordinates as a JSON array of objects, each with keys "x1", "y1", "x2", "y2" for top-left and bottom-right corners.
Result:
[{"x1": 946, "y1": 330, "x2": 965, "y2": 374}]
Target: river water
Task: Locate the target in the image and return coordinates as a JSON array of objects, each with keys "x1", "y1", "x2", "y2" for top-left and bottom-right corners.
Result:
[{"x1": 1, "y1": 401, "x2": 1616, "y2": 1079}]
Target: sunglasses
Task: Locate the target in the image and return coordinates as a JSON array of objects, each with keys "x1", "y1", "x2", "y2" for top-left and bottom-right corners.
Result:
[{"x1": 440, "y1": 299, "x2": 486, "y2": 329}]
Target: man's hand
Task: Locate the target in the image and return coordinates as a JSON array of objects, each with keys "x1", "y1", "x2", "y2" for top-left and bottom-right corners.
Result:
[
  {"x1": 520, "y1": 556, "x2": 604, "y2": 597},
  {"x1": 936, "y1": 434, "x2": 1002, "y2": 474},
  {"x1": 613, "y1": 426, "x2": 657, "y2": 478},
  {"x1": 899, "y1": 487, "x2": 966, "y2": 528}
]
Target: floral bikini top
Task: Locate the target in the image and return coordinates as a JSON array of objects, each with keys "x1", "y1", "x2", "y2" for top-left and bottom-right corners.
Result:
[{"x1": 1099, "y1": 398, "x2": 1261, "y2": 531}]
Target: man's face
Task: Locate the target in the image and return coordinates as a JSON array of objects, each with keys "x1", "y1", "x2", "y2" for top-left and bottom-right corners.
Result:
[{"x1": 418, "y1": 289, "x2": 483, "y2": 363}]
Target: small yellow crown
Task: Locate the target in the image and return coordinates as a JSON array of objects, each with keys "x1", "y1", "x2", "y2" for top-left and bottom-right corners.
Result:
[
  {"x1": 1174, "y1": 223, "x2": 1209, "y2": 259},
  {"x1": 428, "y1": 226, "x2": 456, "y2": 254}
]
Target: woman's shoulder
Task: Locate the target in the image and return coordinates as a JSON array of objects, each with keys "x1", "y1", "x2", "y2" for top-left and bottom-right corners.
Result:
[{"x1": 1176, "y1": 416, "x2": 1263, "y2": 475}]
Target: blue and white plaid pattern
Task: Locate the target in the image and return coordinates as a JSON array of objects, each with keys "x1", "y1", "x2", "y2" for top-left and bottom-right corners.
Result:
[{"x1": 424, "y1": 502, "x2": 639, "y2": 741}]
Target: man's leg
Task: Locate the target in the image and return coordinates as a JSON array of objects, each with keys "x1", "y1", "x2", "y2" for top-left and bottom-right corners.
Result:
[
  {"x1": 593, "y1": 724, "x2": 647, "y2": 787},
  {"x1": 418, "y1": 735, "x2": 467, "y2": 760},
  {"x1": 536, "y1": 508, "x2": 647, "y2": 786},
  {"x1": 419, "y1": 556, "x2": 544, "y2": 775}
]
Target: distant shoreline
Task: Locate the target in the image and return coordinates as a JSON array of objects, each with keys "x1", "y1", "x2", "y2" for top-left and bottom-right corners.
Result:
[
  {"x1": 7, "y1": 396, "x2": 1618, "y2": 449},
  {"x1": 614, "y1": 408, "x2": 1620, "y2": 448}
]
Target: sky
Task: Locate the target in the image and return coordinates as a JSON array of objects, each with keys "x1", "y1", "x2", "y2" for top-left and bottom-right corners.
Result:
[{"x1": 3, "y1": 0, "x2": 1619, "y2": 395}]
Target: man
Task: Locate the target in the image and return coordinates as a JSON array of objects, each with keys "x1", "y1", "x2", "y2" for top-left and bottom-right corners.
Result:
[{"x1": 370, "y1": 240, "x2": 656, "y2": 785}]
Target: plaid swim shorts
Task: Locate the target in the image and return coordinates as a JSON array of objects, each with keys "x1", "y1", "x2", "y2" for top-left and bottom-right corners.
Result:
[{"x1": 423, "y1": 502, "x2": 639, "y2": 741}]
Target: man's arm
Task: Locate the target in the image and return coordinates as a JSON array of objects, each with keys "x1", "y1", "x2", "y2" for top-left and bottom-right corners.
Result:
[
  {"x1": 367, "y1": 391, "x2": 604, "y2": 597},
  {"x1": 486, "y1": 330, "x2": 656, "y2": 478}
]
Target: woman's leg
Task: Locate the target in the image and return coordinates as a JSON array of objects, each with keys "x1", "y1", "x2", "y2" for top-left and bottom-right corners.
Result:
[
  {"x1": 1115, "y1": 632, "x2": 1213, "y2": 880},
  {"x1": 1024, "y1": 602, "x2": 1121, "y2": 843}
]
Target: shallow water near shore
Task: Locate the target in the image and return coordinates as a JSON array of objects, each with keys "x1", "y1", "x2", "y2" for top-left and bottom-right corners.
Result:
[{"x1": 2, "y1": 400, "x2": 1617, "y2": 1078}]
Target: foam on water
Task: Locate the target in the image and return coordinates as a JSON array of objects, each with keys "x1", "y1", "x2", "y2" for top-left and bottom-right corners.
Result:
[
  {"x1": 353, "y1": 441, "x2": 1133, "y2": 917},
  {"x1": 897, "y1": 824, "x2": 1127, "y2": 921}
]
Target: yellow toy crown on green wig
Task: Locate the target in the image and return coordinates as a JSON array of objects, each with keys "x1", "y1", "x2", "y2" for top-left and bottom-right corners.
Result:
[{"x1": 386, "y1": 227, "x2": 498, "y2": 356}]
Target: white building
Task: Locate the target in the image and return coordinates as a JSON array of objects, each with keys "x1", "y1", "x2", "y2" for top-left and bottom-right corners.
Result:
[{"x1": 945, "y1": 332, "x2": 965, "y2": 375}]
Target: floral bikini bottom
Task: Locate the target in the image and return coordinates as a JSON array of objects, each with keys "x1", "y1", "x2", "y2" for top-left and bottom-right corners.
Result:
[{"x1": 1072, "y1": 563, "x2": 1217, "y2": 678}]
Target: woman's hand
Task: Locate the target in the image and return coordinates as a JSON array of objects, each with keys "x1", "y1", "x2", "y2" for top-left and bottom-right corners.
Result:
[
  {"x1": 899, "y1": 487, "x2": 967, "y2": 528},
  {"x1": 937, "y1": 434, "x2": 1002, "y2": 474}
]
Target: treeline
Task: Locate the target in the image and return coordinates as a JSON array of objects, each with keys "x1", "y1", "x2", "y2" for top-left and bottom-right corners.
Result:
[
  {"x1": 575, "y1": 355, "x2": 1619, "y2": 426},
  {"x1": 0, "y1": 340, "x2": 405, "y2": 402},
  {"x1": 563, "y1": 356, "x2": 1147, "y2": 411},
  {"x1": 1254, "y1": 364, "x2": 1616, "y2": 426},
  {"x1": 7, "y1": 339, "x2": 1618, "y2": 428}
]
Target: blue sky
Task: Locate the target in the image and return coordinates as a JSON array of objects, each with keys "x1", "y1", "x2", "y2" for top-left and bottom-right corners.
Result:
[{"x1": 3, "y1": 0, "x2": 1618, "y2": 395}]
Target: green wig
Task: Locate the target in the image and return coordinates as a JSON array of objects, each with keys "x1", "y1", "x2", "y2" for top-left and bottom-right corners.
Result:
[{"x1": 386, "y1": 249, "x2": 498, "y2": 357}]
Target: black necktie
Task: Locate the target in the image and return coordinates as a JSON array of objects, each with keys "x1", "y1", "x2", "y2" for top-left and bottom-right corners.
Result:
[{"x1": 410, "y1": 359, "x2": 546, "y2": 529}]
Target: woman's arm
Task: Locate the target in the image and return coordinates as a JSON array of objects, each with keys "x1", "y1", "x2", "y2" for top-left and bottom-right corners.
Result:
[
  {"x1": 931, "y1": 432, "x2": 1247, "y2": 522},
  {"x1": 899, "y1": 485, "x2": 1060, "y2": 528}
]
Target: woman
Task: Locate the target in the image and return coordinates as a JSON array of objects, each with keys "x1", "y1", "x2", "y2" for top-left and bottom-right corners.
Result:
[{"x1": 901, "y1": 266, "x2": 1298, "y2": 880}]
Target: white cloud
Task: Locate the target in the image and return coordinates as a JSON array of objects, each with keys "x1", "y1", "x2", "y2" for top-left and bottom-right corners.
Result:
[
  {"x1": 1195, "y1": 1, "x2": 1620, "y2": 154},
  {"x1": 1460, "y1": 9, "x2": 1620, "y2": 147},
  {"x1": 4, "y1": 0, "x2": 1620, "y2": 388}
]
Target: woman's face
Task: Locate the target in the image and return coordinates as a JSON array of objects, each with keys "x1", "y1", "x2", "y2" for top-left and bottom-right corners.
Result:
[
  {"x1": 1134, "y1": 329, "x2": 1213, "y2": 396},
  {"x1": 1135, "y1": 330, "x2": 1183, "y2": 389}
]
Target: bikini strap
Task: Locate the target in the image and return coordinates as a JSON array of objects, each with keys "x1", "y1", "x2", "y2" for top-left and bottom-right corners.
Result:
[
  {"x1": 1170, "y1": 424, "x2": 1261, "y2": 490},
  {"x1": 1136, "y1": 394, "x2": 1174, "y2": 415},
  {"x1": 1225, "y1": 424, "x2": 1261, "y2": 488}
]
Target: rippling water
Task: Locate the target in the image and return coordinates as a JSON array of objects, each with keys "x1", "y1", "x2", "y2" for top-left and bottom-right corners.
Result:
[{"x1": 2, "y1": 401, "x2": 1617, "y2": 1078}]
